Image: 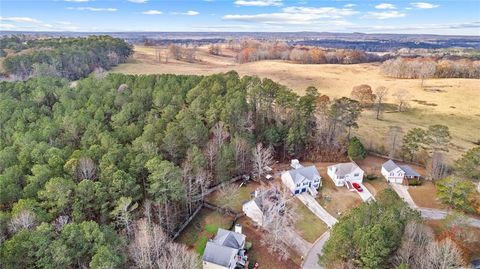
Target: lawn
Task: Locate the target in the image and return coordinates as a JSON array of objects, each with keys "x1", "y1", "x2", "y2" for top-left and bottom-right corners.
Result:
[
  {"x1": 176, "y1": 208, "x2": 234, "y2": 255},
  {"x1": 316, "y1": 175, "x2": 363, "y2": 218},
  {"x1": 293, "y1": 199, "x2": 329, "y2": 243},
  {"x1": 408, "y1": 181, "x2": 447, "y2": 209},
  {"x1": 206, "y1": 181, "x2": 260, "y2": 212}
]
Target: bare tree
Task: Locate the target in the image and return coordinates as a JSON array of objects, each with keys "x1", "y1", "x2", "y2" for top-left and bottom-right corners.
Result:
[
  {"x1": 211, "y1": 121, "x2": 229, "y2": 149},
  {"x1": 422, "y1": 238, "x2": 464, "y2": 269},
  {"x1": 392, "y1": 89, "x2": 411, "y2": 112},
  {"x1": 75, "y1": 157, "x2": 97, "y2": 181},
  {"x1": 111, "y1": 196, "x2": 138, "y2": 236},
  {"x1": 374, "y1": 86, "x2": 388, "y2": 120},
  {"x1": 427, "y1": 152, "x2": 449, "y2": 181},
  {"x1": 386, "y1": 126, "x2": 403, "y2": 158},
  {"x1": 53, "y1": 215, "x2": 69, "y2": 231},
  {"x1": 232, "y1": 136, "x2": 251, "y2": 174},
  {"x1": 168, "y1": 44, "x2": 182, "y2": 60},
  {"x1": 129, "y1": 219, "x2": 200, "y2": 269},
  {"x1": 419, "y1": 61, "x2": 437, "y2": 87},
  {"x1": 252, "y1": 143, "x2": 274, "y2": 180},
  {"x1": 394, "y1": 221, "x2": 434, "y2": 268},
  {"x1": 9, "y1": 210, "x2": 37, "y2": 233},
  {"x1": 204, "y1": 140, "x2": 218, "y2": 173}
]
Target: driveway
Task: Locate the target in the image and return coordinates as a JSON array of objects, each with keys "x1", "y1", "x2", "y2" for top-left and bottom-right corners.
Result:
[
  {"x1": 302, "y1": 231, "x2": 330, "y2": 269},
  {"x1": 297, "y1": 193, "x2": 338, "y2": 227},
  {"x1": 390, "y1": 183, "x2": 480, "y2": 228},
  {"x1": 285, "y1": 227, "x2": 312, "y2": 257},
  {"x1": 356, "y1": 183, "x2": 375, "y2": 202}
]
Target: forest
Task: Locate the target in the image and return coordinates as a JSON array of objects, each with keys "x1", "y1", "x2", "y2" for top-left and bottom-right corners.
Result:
[
  {"x1": 0, "y1": 36, "x2": 132, "y2": 80},
  {"x1": 0, "y1": 71, "x2": 356, "y2": 268}
]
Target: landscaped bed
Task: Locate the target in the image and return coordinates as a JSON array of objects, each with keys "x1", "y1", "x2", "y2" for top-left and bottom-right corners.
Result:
[
  {"x1": 176, "y1": 208, "x2": 234, "y2": 255},
  {"x1": 293, "y1": 199, "x2": 329, "y2": 243},
  {"x1": 408, "y1": 181, "x2": 447, "y2": 209}
]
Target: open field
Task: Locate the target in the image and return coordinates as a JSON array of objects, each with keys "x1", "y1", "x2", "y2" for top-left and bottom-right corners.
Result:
[{"x1": 112, "y1": 45, "x2": 480, "y2": 161}]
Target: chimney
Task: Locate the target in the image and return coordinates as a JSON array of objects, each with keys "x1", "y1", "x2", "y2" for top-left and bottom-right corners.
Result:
[{"x1": 234, "y1": 223, "x2": 242, "y2": 234}]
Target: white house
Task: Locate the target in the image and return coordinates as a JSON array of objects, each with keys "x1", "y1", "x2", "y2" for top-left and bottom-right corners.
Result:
[
  {"x1": 202, "y1": 226, "x2": 247, "y2": 269},
  {"x1": 242, "y1": 188, "x2": 284, "y2": 227},
  {"x1": 327, "y1": 162, "x2": 364, "y2": 188},
  {"x1": 382, "y1": 160, "x2": 421, "y2": 184},
  {"x1": 281, "y1": 160, "x2": 321, "y2": 196}
]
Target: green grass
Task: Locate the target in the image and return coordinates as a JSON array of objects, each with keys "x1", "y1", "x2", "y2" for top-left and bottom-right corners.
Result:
[
  {"x1": 205, "y1": 224, "x2": 219, "y2": 234},
  {"x1": 207, "y1": 183, "x2": 257, "y2": 212},
  {"x1": 293, "y1": 200, "x2": 329, "y2": 243},
  {"x1": 196, "y1": 236, "x2": 208, "y2": 255}
]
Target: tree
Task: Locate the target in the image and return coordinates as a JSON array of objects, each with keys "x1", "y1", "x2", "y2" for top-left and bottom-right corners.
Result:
[
  {"x1": 419, "y1": 61, "x2": 436, "y2": 87},
  {"x1": 392, "y1": 90, "x2": 411, "y2": 112},
  {"x1": 427, "y1": 152, "x2": 449, "y2": 181},
  {"x1": 426, "y1": 124, "x2": 451, "y2": 152},
  {"x1": 348, "y1": 137, "x2": 367, "y2": 160},
  {"x1": 373, "y1": 86, "x2": 388, "y2": 120},
  {"x1": 215, "y1": 144, "x2": 236, "y2": 182},
  {"x1": 110, "y1": 196, "x2": 138, "y2": 235},
  {"x1": 401, "y1": 128, "x2": 427, "y2": 161},
  {"x1": 351, "y1": 84, "x2": 376, "y2": 106},
  {"x1": 145, "y1": 158, "x2": 184, "y2": 204},
  {"x1": 386, "y1": 126, "x2": 403, "y2": 158},
  {"x1": 252, "y1": 143, "x2": 275, "y2": 180},
  {"x1": 38, "y1": 177, "x2": 75, "y2": 217},
  {"x1": 329, "y1": 97, "x2": 362, "y2": 140},
  {"x1": 454, "y1": 146, "x2": 480, "y2": 181},
  {"x1": 437, "y1": 177, "x2": 476, "y2": 213}
]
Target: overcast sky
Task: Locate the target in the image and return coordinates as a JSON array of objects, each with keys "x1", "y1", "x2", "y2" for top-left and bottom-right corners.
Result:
[{"x1": 1, "y1": 0, "x2": 479, "y2": 35}]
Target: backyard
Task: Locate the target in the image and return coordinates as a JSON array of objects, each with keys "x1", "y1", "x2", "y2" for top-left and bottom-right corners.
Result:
[{"x1": 206, "y1": 181, "x2": 260, "y2": 212}]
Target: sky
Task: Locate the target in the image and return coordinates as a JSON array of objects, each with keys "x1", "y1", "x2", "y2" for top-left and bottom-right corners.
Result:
[{"x1": 0, "y1": 0, "x2": 479, "y2": 35}]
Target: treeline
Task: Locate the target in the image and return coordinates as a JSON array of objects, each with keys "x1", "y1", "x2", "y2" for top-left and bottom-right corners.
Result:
[
  {"x1": 1, "y1": 35, "x2": 133, "y2": 80},
  {"x1": 381, "y1": 57, "x2": 480, "y2": 79},
  {"x1": 0, "y1": 72, "x2": 363, "y2": 267},
  {"x1": 231, "y1": 40, "x2": 383, "y2": 64}
]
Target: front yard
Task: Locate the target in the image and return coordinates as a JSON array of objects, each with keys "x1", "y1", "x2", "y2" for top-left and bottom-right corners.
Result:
[
  {"x1": 293, "y1": 199, "x2": 329, "y2": 243},
  {"x1": 176, "y1": 208, "x2": 234, "y2": 255},
  {"x1": 408, "y1": 181, "x2": 447, "y2": 209},
  {"x1": 316, "y1": 177, "x2": 363, "y2": 218}
]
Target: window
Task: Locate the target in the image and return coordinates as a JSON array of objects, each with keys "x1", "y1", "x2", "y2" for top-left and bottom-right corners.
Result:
[
  {"x1": 354, "y1": 173, "x2": 359, "y2": 177},
  {"x1": 297, "y1": 183, "x2": 300, "y2": 187},
  {"x1": 390, "y1": 172, "x2": 394, "y2": 176}
]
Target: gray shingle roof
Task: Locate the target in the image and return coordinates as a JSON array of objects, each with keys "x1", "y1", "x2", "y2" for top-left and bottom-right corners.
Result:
[
  {"x1": 202, "y1": 242, "x2": 237, "y2": 267},
  {"x1": 287, "y1": 165, "x2": 321, "y2": 184},
  {"x1": 202, "y1": 228, "x2": 245, "y2": 267},
  {"x1": 382, "y1": 160, "x2": 400, "y2": 172},
  {"x1": 330, "y1": 162, "x2": 360, "y2": 176},
  {"x1": 399, "y1": 165, "x2": 421, "y2": 177}
]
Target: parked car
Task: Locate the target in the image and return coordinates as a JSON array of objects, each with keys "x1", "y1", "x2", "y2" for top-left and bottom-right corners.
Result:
[{"x1": 352, "y1": 182, "x2": 363, "y2": 192}]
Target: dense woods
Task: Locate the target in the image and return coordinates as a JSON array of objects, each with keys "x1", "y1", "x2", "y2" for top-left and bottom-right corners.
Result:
[
  {"x1": 0, "y1": 71, "x2": 362, "y2": 267},
  {"x1": 381, "y1": 57, "x2": 480, "y2": 79},
  {"x1": 0, "y1": 36, "x2": 132, "y2": 80}
]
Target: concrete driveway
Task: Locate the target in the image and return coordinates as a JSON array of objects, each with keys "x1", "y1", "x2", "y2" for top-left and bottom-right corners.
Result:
[
  {"x1": 297, "y1": 193, "x2": 338, "y2": 227},
  {"x1": 356, "y1": 183, "x2": 375, "y2": 202}
]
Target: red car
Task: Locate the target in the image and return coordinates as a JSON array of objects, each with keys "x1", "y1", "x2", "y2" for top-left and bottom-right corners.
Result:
[{"x1": 352, "y1": 182, "x2": 363, "y2": 192}]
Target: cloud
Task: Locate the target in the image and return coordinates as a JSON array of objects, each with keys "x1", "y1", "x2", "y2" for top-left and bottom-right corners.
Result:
[
  {"x1": 363, "y1": 11, "x2": 406, "y2": 19},
  {"x1": 410, "y1": 2, "x2": 439, "y2": 9},
  {"x1": 344, "y1": 3, "x2": 356, "y2": 8},
  {"x1": 0, "y1": 23, "x2": 16, "y2": 29},
  {"x1": 234, "y1": 0, "x2": 282, "y2": 7},
  {"x1": 64, "y1": 0, "x2": 92, "y2": 2},
  {"x1": 68, "y1": 7, "x2": 117, "y2": 11},
  {"x1": 172, "y1": 11, "x2": 200, "y2": 16},
  {"x1": 128, "y1": 0, "x2": 148, "y2": 3},
  {"x1": 224, "y1": 6, "x2": 357, "y2": 25},
  {"x1": 142, "y1": 10, "x2": 163, "y2": 15},
  {"x1": 375, "y1": 3, "x2": 396, "y2": 9},
  {"x1": 0, "y1": 16, "x2": 41, "y2": 23}
]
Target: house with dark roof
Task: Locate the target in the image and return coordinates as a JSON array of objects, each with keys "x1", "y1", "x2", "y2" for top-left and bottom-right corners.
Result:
[
  {"x1": 202, "y1": 226, "x2": 247, "y2": 269},
  {"x1": 381, "y1": 159, "x2": 421, "y2": 184},
  {"x1": 242, "y1": 187, "x2": 284, "y2": 227},
  {"x1": 327, "y1": 162, "x2": 364, "y2": 187},
  {"x1": 281, "y1": 160, "x2": 321, "y2": 196}
]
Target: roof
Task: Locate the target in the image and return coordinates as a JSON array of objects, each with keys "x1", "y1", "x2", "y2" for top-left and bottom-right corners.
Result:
[
  {"x1": 202, "y1": 228, "x2": 245, "y2": 267},
  {"x1": 382, "y1": 160, "x2": 400, "y2": 172},
  {"x1": 202, "y1": 242, "x2": 237, "y2": 267},
  {"x1": 329, "y1": 162, "x2": 361, "y2": 176},
  {"x1": 213, "y1": 228, "x2": 246, "y2": 249},
  {"x1": 287, "y1": 165, "x2": 321, "y2": 184},
  {"x1": 252, "y1": 188, "x2": 282, "y2": 212},
  {"x1": 399, "y1": 165, "x2": 421, "y2": 177}
]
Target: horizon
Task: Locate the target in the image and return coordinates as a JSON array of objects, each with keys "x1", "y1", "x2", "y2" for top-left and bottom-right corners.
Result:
[{"x1": 1, "y1": 0, "x2": 479, "y2": 35}]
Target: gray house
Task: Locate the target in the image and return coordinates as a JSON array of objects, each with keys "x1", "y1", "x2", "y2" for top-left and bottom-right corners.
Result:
[
  {"x1": 202, "y1": 226, "x2": 247, "y2": 269},
  {"x1": 242, "y1": 187, "x2": 284, "y2": 227}
]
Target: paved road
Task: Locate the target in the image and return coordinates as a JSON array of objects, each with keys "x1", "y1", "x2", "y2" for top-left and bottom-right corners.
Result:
[
  {"x1": 390, "y1": 183, "x2": 480, "y2": 228},
  {"x1": 297, "y1": 193, "x2": 338, "y2": 227},
  {"x1": 302, "y1": 231, "x2": 330, "y2": 269}
]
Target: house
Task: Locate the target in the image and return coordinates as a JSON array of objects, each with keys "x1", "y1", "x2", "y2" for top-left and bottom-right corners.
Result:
[
  {"x1": 381, "y1": 160, "x2": 421, "y2": 184},
  {"x1": 242, "y1": 187, "x2": 284, "y2": 227},
  {"x1": 281, "y1": 160, "x2": 321, "y2": 196},
  {"x1": 327, "y1": 162, "x2": 364, "y2": 188},
  {"x1": 202, "y1": 225, "x2": 247, "y2": 269}
]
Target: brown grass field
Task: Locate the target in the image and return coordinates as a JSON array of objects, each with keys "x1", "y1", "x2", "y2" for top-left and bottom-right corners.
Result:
[{"x1": 112, "y1": 45, "x2": 480, "y2": 161}]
